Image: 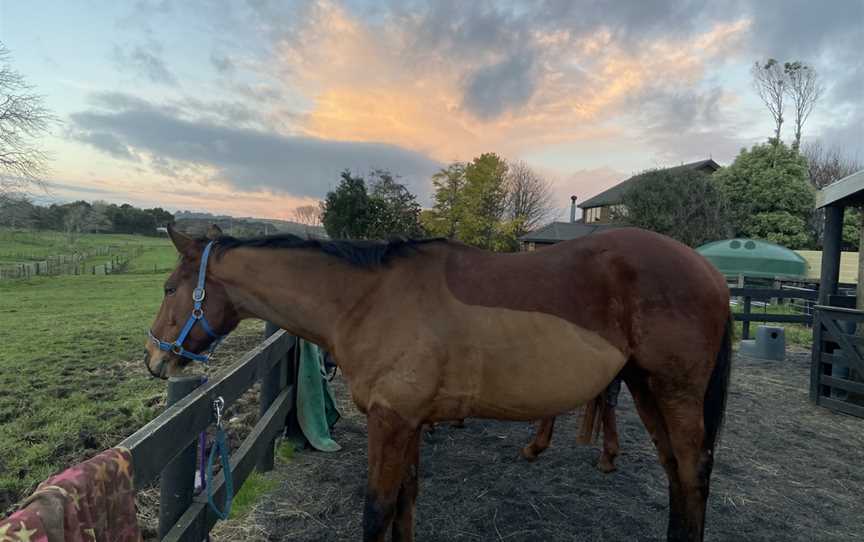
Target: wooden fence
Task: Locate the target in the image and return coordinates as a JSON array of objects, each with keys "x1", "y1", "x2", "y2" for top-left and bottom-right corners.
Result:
[
  {"x1": 729, "y1": 286, "x2": 818, "y2": 339},
  {"x1": 0, "y1": 246, "x2": 145, "y2": 280},
  {"x1": 810, "y1": 305, "x2": 864, "y2": 419},
  {"x1": 119, "y1": 327, "x2": 299, "y2": 541}
]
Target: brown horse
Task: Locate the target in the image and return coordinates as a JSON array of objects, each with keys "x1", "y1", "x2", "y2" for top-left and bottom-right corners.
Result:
[
  {"x1": 145, "y1": 224, "x2": 732, "y2": 542},
  {"x1": 522, "y1": 376, "x2": 624, "y2": 473}
]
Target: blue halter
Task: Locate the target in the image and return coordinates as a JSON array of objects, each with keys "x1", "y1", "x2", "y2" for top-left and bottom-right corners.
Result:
[{"x1": 148, "y1": 241, "x2": 227, "y2": 363}]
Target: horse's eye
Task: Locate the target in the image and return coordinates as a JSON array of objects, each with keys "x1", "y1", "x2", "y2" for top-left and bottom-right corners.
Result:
[{"x1": 164, "y1": 287, "x2": 177, "y2": 296}]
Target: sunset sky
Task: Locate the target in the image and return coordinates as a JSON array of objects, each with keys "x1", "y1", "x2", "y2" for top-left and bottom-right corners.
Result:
[{"x1": 2, "y1": 0, "x2": 862, "y2": 220}]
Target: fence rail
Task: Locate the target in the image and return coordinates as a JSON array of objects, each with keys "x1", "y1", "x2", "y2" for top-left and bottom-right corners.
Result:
[
  {"x1": 729, "y1": 287, "x2": 817, "y2": 339},
  {"x1": 119, "y1": 328, "x2": 298, "y2": 540},
  {"x1": 0, "y1": 246, "x2": 145, "y2": 280}
]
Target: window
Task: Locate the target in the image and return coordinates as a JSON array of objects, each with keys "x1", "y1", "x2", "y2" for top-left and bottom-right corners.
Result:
[{"x1": 585, "y1": 207, "x2": 601, "y2": 223}]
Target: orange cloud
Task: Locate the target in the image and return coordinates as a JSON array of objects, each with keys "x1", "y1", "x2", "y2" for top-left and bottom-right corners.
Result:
[{"x1": 272, "y1": 1, "x2": 751, "y2": 166}]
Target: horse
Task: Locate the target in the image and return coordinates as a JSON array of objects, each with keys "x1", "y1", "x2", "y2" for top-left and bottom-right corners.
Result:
[
  {"x1": 145, "y1": 223, "x2": 732, "y2": 542},
  {"x1": 522, "y1": 375, "x2": 624, "y2": 473}
]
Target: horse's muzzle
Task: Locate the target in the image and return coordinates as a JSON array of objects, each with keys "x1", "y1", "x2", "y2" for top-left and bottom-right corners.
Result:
[{"x1": 144, "y1": 351, "x2": 168, "y2": 379}]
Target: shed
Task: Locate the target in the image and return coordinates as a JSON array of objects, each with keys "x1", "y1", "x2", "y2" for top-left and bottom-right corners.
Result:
[
  {"x1": 696, "y1": 238, "x2": 808, "y2": 279},
  {"x1": 811, "y1": 168, "x2": 864, "y2": 418}
]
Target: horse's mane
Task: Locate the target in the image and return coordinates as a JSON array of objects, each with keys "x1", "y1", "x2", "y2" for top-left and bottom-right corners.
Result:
[{"x1": 213, "y1": 233, "x2": 447, "y2": 268}]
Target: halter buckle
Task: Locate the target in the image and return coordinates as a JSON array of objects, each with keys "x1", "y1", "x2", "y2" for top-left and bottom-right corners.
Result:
[
  {"x1": 172, "y1": 343, "x2": 183, "y2": 355},
  {"x1": 192, "y1": 288, "x2": 206, "y2": 302},
  {"x1": 192, "y1": 308, "x2": 204, "y2": 320}
]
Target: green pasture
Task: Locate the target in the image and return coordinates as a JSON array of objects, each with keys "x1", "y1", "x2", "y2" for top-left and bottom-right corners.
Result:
[
  {"x1": 0, "y1": 229, "x2": 167, "y2": 261},
  {"x1": 732, "y1": 299, "x2": 812, "y2": 348},
  {"x1": 0, "y1": 273, "x2": 167, "y2": 508}
]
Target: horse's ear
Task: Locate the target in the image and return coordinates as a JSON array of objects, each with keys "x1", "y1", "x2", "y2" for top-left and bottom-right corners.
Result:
[
  {"x1": 167, "y1": 223, "x2": 195, "y2": 256},
  {"x1": 206, "y1": 224, "x2": 223, "y2": 241}
]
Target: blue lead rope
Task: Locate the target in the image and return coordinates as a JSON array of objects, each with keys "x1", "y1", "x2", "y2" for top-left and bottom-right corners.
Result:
[{"x1": 206, "y1": 397, "x2": 234, "y2": 520}]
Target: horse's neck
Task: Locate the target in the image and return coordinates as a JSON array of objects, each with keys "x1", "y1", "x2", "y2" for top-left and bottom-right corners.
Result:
[{"x1": 214, "y1": 247, "x2": 379, "y2": 349}]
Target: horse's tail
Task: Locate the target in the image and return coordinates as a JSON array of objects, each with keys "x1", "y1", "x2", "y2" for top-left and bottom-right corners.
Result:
[
  {"x1": 703, "y1": 312, "x2": 733, "y2": 452},
  {"x1": 576, "y1": 394, "x2": 605, "y2": 445}
]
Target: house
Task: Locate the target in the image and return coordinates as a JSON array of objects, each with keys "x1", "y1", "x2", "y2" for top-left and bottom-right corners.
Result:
[
  {"x1": 519, "y1": 196, "x2": 623, "y2": 250},
  {"x1": 518, "y1": 158, "x2": 720, "y2": 250},
  {"x1": 578, "y1": 159, "x2": 721, "y2": 224}
]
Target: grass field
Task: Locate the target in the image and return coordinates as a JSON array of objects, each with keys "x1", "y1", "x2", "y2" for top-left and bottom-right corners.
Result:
[
  {"x1": 0, "y1": 229, "x2": 168, "y2": 261},
  {"x1": 732, "y1": 299, "x2": 812, "y2": 347},
  {"x1": 0, "y1": 230, "x2": 263, "y2": 513},
  {"x1": 796, "y1": 249, "x2": 860, "y2": 284}
]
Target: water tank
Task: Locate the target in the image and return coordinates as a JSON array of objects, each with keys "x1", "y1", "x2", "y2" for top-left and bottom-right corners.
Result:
[{"x1": 696, "y1": 238, "x2": 808, "y2": 279}]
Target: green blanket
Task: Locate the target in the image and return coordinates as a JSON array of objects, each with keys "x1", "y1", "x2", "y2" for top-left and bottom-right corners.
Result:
[{"x1": 292, "y1": 339, "x2": 341, "y2": 452}]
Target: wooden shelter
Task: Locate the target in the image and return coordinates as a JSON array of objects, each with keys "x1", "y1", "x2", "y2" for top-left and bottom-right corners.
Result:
[{"x1": 811, "y1": 169, "x2": 864, "y2": 418}]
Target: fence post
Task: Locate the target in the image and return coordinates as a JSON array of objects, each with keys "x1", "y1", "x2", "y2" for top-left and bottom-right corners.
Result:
[
  {"x1": 158, "y1": 375, "x2": 206, "y2": 538},
  {"x1": 742, "y1": 296, "x2": 752, "y2": 340},
  {"x1": 258, "y1": 322, "x2": 284, "y2": 472}
]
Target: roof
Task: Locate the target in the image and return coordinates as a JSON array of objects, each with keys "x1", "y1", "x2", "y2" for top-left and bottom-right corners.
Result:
[
  {"x1": 696, "y1": 238, "x2": 808, "y2": 279},
  {"x1": 579, "y1": 159, "x2": 721, "y2": 209},
  {"x1": 518, "y1": 220, "x2": 623, "y2": 243},
  {"x1": 815, "y1": 168, "x2": 864, "y2": 209}
]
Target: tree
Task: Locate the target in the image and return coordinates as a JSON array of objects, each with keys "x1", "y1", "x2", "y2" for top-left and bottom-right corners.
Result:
[
  {"x1": 0, "y1": 43, "x2": 54, "y2": 203},
  {"x1": 367, "y1": 169, "x2": 425, "y2": 238},
  {"x1": 785, "y1": 61, "x2": 823, "y2": 151},
  {"x1": 0, "y1": 194, "x2": 34, "y2": 228},
  {"x1": 505, "y1": 160, "x2": 554, "y2": 238},
  {"x1": 751, "y1": 59, "x2": 786, "y2": 144},
  {"x1": 458, "y1": 153, "x2": 512, "y2": 250},
  {"x1": 428, "y1": 163, "x2": 467, "y2": 238},
  {"x1": 715, "y1": 141, "x2": 814, "y2": 248},
  {"x1": 321, "y1": 170, "x2": 372, "y2": 239},
  {"x1": 320, "y1": 169, "x2": 425, "y2": 239},
  {"x1": 802, "y1": 141, "x2": 862, "y2": 248},
  {"x1": 292, "y1": 204, "x2": 322, "y2": 226},
  {"x1": 613, "y1": 168, "x2": 730, "y2": 248},
  {"x1": 61, "y1": 201, "x2": 107, "y2": 243}
]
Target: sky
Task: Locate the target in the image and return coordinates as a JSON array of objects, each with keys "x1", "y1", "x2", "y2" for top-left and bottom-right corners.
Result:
[{"x1": 1, "y1": 0, "x2": 862, "y2": 221}]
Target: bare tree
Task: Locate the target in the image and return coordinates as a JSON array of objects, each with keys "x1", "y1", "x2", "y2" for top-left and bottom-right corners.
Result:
[
  {"x1": 802, "y1": 141, "x2": 863, "y2": 247},
  {"x1": 292, "y1": 204, "x2": 322, "y2": 226},
  {"x1": 0, "y1": 194, "x2": 34, "y2": 228},
  {"x1": 803, "y1": 141, "x2": 861, "y2": 189},
  {"x1": 751, "y1": 59, "x2": 786, "y2": 144},
  {"x1": 0, "y1": 43, "x2": 54, "y2": 203},
  {"x1": 505, "y1": 160, "x2": 555, "y2": 236},
  {"x1": 785, "y1": 61, "x2": 823, "y2": 151},
  {"x1": 62, "y1": 202, "x2": 107, "y2": 244}
]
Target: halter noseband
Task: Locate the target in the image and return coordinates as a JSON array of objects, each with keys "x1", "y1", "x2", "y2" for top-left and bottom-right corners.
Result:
[{"x1": 148, "y1": 241, "x2": 227, "y2": 363}]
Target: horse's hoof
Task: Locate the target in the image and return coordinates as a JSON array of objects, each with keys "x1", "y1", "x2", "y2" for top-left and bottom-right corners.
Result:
[
  {"x1": 520, "y1": 446, "x2": 539, "y2": 462},
  {"x1": 597, "y1": 459, "x2": 617, "y2": 473}
]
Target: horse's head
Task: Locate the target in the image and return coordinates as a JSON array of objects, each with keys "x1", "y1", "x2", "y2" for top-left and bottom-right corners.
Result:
[{"x1": 144, "y1": 223, "x2": 241, "y2": 379}]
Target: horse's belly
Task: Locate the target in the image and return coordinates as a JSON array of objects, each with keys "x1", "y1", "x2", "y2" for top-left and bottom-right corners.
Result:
[{"x1": 446, "y1": 306, "x2": 627, "y2": 421}]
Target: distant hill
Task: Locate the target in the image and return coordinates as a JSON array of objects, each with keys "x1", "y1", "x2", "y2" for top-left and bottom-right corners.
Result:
[{"x1": 174, "y1": 211, "x2": 328, "y2": 239}]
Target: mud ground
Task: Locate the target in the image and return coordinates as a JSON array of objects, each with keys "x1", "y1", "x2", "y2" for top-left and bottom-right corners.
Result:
[{"x1": 243, "y1": 349, "x2": 864, "y2": 541}]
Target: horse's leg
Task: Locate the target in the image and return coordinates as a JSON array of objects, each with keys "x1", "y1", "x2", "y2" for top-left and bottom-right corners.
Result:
[
  {"x1": 655, "y1": 393, "x2": 713, "y2": 542},
  {"x1": 364, "y1": 406, "x2": 420, "y2": 542},
  {"x1": 520, "y1": 417, "x2": 555, "y2": 461},
  {"x1": 597, "y1": 377, "x2": 622, "y2": 473},
  {"x1": 597, "y1": 402, "x2": 620, "y2": 473},
  {"x1": 621, "y1": 367, "x2": 685, "y2": 537},
  {"x1": 392, "y1": 429, "x2": 421, "y2": 542}
]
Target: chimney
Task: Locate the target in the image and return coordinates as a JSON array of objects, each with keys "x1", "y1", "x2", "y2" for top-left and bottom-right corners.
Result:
[{"x1": 570, "y1": 195, "x2": 578, "y2": 223}]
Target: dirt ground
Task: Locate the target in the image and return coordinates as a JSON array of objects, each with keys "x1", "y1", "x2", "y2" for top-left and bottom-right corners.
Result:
[{"x1": 234, "y1": 349, "x2": 864, "y2": 542}]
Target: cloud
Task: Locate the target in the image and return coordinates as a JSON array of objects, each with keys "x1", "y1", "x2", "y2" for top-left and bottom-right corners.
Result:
[
  {"x1": 68, "y1": 93, "x2": 442, "y2": 202},
  {"x1": 210, "y1": 51, "x2": 235, "y2": 74},
  {"x1": 111, "y1": 41, "x2": 178, "y2": 86},
  {"x1": 260, "y1": 0, "x2": 754, "y2": 165},
  {"x1": 461, "y1": 52, "x2": 537, "y2": 120}
]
